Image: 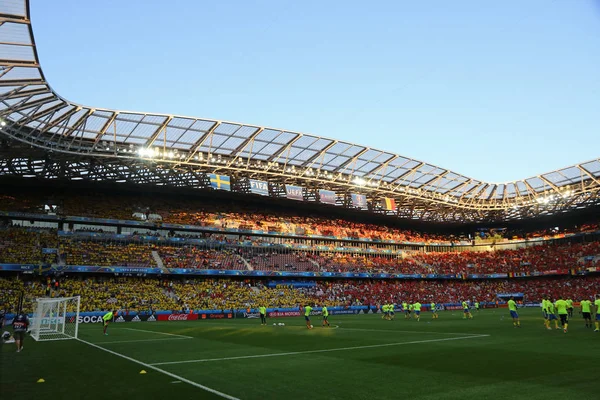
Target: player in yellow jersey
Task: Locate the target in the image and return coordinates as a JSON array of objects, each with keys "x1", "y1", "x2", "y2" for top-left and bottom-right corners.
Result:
[
  {"x1": 462, "y1": 301, "x2": 473, "y2": 319},
  {"x1": 555, "y1": 297, "x2": 569, "y2": 334},
  {"x1": 303, "y1": 304, "x2": 313, "y2": 329},
  {"x1": 402, "y1": 302, "x2": 410, "y2": 319},
  {"x1": 259, "y1": 305, "x2": 267, "y2": 326},
  {"x1": 507, "y1": 297, "x2": 521, "y2": 328},
  {"x1": 541, "y1": 297, "x2": 550, "y2": 329},
  {"x1": 567, "y1": 299, "x2": 574, "y2": 318},
  {"x1": 413, "y1": 301, "x2": 422, "y2": 322},
  {"x1": 431, "y1": 302, "x2": 438, "y2": 319},
  {"x1": 594, "y1": 294, "x2": 600, "y2": 332},
  {"x1": 321, "y1": 305, "x2": 330, "y2": 327},
  {"x1": 580, "y1": 298, "x2": 592, "y2": 329},
  {"x1": 547, "y1": 299, "x2": 560, "y2": 330}
]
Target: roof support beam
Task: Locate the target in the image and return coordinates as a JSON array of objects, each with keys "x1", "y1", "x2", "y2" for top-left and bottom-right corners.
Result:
[
  {"x1": 92, "y1": 112, "x2": 118, "y2": 146},
  {"x1": 5, "y1": 95, "x2": 55, "y2": 114},
  {"x1": 14, "y1": 101, "x2": 66, "y2": 127},
  {"x1": 390, "y1": 162, "x2": 424, "y2": 185},
  {"x1": 538, "y1": 175, "x2": 562, "y2": 194},
  {"x1": 332, "y1": 147, "x2": 369, "y2": 173},
  {"x1": 266, "y1": 134, "x2": 302, "y2": 163},
  {"x1": 302, "y1": 140, "x2": 338, "y2": 169},
  {"x1": 60, "y1": 108, "x2": 94, "y2": 137},
  {"x1": 144, "y1": 115, "x2": 173, "y2": 148},
  {"x1": 185, "y1": 121, "x2": 219, "y2": 162}
]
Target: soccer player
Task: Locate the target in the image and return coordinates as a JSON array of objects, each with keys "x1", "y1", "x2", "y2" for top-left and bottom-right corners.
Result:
[
  {"x1": 594, "y1": 294, "x2": 600, "y2": 332},
  {"x1": 389, "y1": 303, "x2": 395, "y2": 320},
  {"x1": 322, "y1": 305, "x2": 330, "y2": 327},
  {"x1": 259, "y1": 305, "x2": 267, "y2": 326},
  {"x1": 566, "y1": 298, "x2": 574, "y2": 318},
  {"x1": 542, "y1": 297, "x2": 551, "y2": 330},
  {"x1": 474, "y1": 301, "x2": 480, "y2": 312},
  {"x1": 303, "y1": 304, "x2": 313, "y2": 329},
  {"x1": 381, "y1": 304, "x2": 387, "y2": 320},
  {"x1": 402, "y1": 301, "x2": 410, "y2": 319},
  {"x1": 555, "y1": 297, "x2": 569, "y2": 333},
  {"x1": 431, "y1": 302, "x2": 438, "y2": 319},
  {"x1": 413, "y1": 301, "x2": 422, "y2": 322},
  {"x1": 507, "y1": 297, "x2": 520, "y2": 328},
  {"x1": 12, "y1": 310, "x2": 29, "y2": 352},
  {"x1": 408, "y1": 302, "x2": 414, "y2": 319},
  {"x1": 103, "y1": 309, "x2": 115, "y2": 336},
  {"x1": 547, "y1": 299, "x2": 560, "y2": 330},
  {"x1": 580, "y1": 298, "x2": 592, "y2": 328},
  {"x1": 462, "y1": 301, "x2": 473, "y2": 319}
]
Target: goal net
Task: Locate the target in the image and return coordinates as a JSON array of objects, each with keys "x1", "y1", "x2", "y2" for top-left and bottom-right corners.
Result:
[{"x1": 30, "y1": 296, "x2": 81, "y2": 341}]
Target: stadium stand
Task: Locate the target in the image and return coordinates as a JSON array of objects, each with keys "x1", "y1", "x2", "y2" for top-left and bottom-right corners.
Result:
[
  {"x1": 1, "y1": 225, "x2": 599, "y2": 275},
  {"x1": 2, "y1": 275, "x2": 599, "y2": 315}
]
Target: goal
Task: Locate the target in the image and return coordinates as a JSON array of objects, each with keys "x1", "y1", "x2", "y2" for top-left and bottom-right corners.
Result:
[{"x1": 30, "y1": 296, "x2": 81, "y2": 341}]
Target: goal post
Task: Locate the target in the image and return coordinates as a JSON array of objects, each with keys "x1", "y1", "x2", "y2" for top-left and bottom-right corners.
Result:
[{"x1": 30, "y1": 296, "x2": 81, "y2": 341}]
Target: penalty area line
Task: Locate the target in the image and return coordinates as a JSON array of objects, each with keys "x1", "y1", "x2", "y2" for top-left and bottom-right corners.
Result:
[
  {"x1": 95, "y1": 337, "x2": 192, "y2": 345},
  {"x1": 150, "y1": 334, "x2": 490, "y2": 366},
  {"x1": 77, "y1": 339, "x2": 239, "y2": 400}
]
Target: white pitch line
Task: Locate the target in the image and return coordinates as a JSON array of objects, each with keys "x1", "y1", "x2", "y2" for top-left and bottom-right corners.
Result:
[
  {"x1": 97, "y1": 337, "x2": 192, "y2": 345},
  {"x1": 121, "y1": 327, "x2": 193, "y2": 339},
  {"x1": 150, "y1": 334, "x2": 490, "y2": 366},
  {"x1": 77, "y1": 339, "x2": 239, "y2": 400}
]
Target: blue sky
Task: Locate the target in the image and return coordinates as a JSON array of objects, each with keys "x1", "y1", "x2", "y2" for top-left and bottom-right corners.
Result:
[{"x1": 30, "y1": 0, "x2": 600, "y2": 183}]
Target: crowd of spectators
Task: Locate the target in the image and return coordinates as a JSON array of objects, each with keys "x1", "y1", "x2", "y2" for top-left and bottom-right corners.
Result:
[
  {"x1": 0, "y1": 228, "x2": 58, "y2": 265},
  {"x1": 404, "y1": 241, "x2": 600, "y2": 275},
  {"x1": 2, "y1": 275, "x2": 599, "y2": 315},
  {"x1": 1, "y1": 226, "x2": 599, "y2": 276},
  {"x1": 158, "y1": 246, "x2": 242, "y2": 270},
  {"x1": 61, "y1": 240, "x2": 156, "y2": 268},
  {"x1": 0, "y1": 191, "x2": 483, "y2": 244},
  {"x1": 325, "y1": 276, "x2": 600, "y2": 306},
  {"x1": 2, "y1": 191, "x2": 599, "y2": 247}
]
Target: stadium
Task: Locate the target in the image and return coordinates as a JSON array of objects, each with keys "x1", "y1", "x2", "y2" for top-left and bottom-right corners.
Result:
[{"x1": 1, "y1": 1, "x2": 599, "y2": 399}]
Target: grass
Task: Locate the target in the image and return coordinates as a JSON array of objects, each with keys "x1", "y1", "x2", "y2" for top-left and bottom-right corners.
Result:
[{"x1": 2, "y1": 308, "x2": 600, "y2": 400}]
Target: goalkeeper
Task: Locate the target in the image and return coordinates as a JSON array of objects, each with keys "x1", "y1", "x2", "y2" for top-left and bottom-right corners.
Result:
[{"x1": 103, "y1": 310, "x2": 116, "y2": 336}]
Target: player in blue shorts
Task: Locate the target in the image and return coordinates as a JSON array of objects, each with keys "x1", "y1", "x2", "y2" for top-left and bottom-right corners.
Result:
[
  {"x1": 413, "y1": 301, "x2": 422, "y2": 322},
  {"x1": 462, "y1": 301, "x2": 473, "y2": 319},
  {"x1": 507, "y1": 297, "x2": 520, "y2": 327}
]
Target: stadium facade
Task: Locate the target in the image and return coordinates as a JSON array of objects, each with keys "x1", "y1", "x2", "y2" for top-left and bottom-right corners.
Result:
[{"x1": 1, "y1": 0, "x2": 599, "y2": 223}]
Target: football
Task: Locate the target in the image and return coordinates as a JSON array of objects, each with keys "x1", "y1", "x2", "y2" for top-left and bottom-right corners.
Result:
[{"x1": 310, "y1": 325, "x2": 313, "y2": 328}]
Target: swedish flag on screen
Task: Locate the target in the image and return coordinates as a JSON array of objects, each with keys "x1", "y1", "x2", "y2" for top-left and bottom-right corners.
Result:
[{"x1": 209, "y1": 174, "x2": 230, "y2": 191}]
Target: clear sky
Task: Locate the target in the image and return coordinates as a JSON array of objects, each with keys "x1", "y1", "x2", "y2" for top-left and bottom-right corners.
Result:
[{"x1": 30, "y1": 0, "x2": 600, "y2": 183}]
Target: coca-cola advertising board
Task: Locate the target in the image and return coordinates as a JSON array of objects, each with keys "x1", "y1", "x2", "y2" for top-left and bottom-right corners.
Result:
[{"x1": 157, "y1": 313, "x2": 199, "y2": 321}]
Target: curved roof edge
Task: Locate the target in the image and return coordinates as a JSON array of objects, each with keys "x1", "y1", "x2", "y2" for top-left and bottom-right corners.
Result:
[{"x1": 0, "y1": 0, "x2": 599, "y2": 222}]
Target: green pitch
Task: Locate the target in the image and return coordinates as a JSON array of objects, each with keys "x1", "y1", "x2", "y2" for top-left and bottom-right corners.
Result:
[{"x1": 2, "y1": 308, "x2": 599, "y2": 400}]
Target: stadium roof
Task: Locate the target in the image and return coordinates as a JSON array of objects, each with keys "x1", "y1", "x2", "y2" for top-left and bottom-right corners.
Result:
[{"x1": 0, "y1": 0, "x2": 599, "y2": 222}]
